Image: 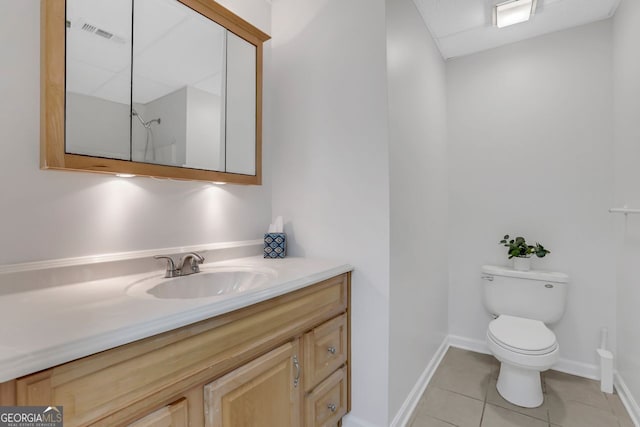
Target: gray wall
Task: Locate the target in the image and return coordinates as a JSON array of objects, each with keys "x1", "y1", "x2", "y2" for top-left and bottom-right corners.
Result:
[
  {"x1": 270, "y1": 0, "x2": 391, "y2": 424},
  {"x1": 387, "y1": 0, "x2": 449, "y2": 420},
  {"x1": 613, "y1": 0, "x2": 640, "y2": 417},
  {"x1": 447, "y1": 20, "x2": 616, "y2": 371},
  {"x1": 66, "y1": 92, "x2": 130, "y2": 160}
]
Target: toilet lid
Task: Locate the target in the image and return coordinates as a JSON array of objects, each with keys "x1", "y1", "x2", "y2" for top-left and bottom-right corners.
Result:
[{"x1": 488, "y1": 315, "x2": 557, "y2": 354}]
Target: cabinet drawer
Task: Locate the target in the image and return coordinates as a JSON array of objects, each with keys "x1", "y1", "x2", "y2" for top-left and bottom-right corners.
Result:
[
  {"x1": 303, "y1": 314, "x2": 347, "y2": 391},
  {"x1": 305, "y1": 367, "x2": 347, "y2": 427},
  {"x1": 128, "y1": 398, "x2": 188, "y2": 427}
]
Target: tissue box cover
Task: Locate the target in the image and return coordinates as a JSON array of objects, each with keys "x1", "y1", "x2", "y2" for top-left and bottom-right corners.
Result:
[{"x1": 264, "y1": 233, "x2": 286, "y2": 258}]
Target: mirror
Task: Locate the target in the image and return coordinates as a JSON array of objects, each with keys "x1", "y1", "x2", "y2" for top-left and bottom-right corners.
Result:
[
  {"x1": 65, "y1": 0, "x2": 132, "y2": 161},
  {"x1": 130, "y1": 0, "x2": 227, "y2": 170},
  {"x1": 42, "y1": 0, "x2": 269, "y2": 184}
]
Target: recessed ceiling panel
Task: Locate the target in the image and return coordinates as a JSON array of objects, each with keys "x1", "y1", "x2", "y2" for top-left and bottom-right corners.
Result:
[
  {"x1": 92, "y1": 70, "x2": 132, "y2": 105},
  {"x1": 130, "y1": 75, "x2": 177, "y2": 104},
  {"x1": 66, "y1": 0, "x2": 132, "y2": 39},
  {"x1": 424, "y1": 0, "x2": 493, "y2": 38},
  {"x1": 66, "y1": 59, "x2": 115, "y2": 96},
  {"x1": 133, "y1": 0, "x2": 191, "y2": 54},
  {"x1": 133, "y1": 4, "x2": 226, "y2": 103},
  {"x1": 194, "y1": 73, "x2": 224, "y2": 96},
  {"x1": 413, "y1": 0, "x2": 621, "y2": 59}
]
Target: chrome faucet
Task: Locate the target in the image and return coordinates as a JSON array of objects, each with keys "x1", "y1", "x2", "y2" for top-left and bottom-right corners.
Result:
[
  {"x1": 154, "y1": 252, "x2": 205, "y2": 278},
  {"x1": 178, "y1": 252, "x2": 205, "y2": 276},
  {"x1": 154, "y1": 255, "x2": 178, "y2": 278}
]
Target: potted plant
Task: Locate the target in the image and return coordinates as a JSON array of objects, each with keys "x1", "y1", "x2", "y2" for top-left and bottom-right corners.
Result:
[{"x1": 499, "y1": 235, "x2": 550, "y2": 271}]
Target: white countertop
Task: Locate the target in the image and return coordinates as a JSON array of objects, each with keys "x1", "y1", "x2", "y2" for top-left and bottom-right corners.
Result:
[{"x1": 0, "y1": 256, "x2": 352, "y2": 382}]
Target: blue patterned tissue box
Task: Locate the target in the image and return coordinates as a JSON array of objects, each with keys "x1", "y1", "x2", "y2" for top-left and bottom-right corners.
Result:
[{"x1": 264, "y1": 233, "x2": 286, "y2": 258}]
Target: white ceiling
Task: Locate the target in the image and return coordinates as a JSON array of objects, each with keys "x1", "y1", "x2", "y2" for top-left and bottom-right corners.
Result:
[
  {"x1": 66, "y1": 0, "x2": 225, "y2": 105},
  {"x1": 412, "y1": 0, "x2": 621, "y2": 59}
]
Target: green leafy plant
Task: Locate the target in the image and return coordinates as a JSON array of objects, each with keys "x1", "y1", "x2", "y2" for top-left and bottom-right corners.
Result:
[{"x1": 499, "y1": 235, "x2": 550, "y2": 259}]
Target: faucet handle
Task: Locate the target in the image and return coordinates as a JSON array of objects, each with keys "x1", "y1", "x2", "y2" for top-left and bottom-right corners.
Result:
[
  {"x1": 179, "y1": 252, "x2": 205, "y2": 275},
  {"x1": 186, "y1": 252, "x2": 205, "y2": 263},
  {"x1": 154, "y1": 255, "x2": 177, "y2": 278}
]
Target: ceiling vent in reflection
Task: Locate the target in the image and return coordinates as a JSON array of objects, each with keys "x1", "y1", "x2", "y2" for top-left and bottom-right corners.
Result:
[{"x1": 71, "y1": 19, "x2": 127, "y2": 45}]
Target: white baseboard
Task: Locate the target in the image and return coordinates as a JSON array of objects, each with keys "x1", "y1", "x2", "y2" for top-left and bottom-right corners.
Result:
[
  {"x1": 615, "y1": 372, "x2": 640, "y2": 427},
  {"x1": 447, "y1": 334, "x2": 599, "y2": 380},
  {"x1": 553, "y1": 358, "x2": 599, "y2": 380},
  {"x1": 341, "y1": 414, "x2": 381, "y2": 427},
  {"x1": 389, "y1": 337, "x2": 449, "y2": 427},
  {"x1": 448, "y1": 334, "x2": 491, "y2": 355}
]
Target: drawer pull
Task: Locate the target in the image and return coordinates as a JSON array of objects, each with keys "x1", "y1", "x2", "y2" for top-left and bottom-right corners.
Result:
[
  {"x1": 327, "y1": 346, "x2": 337, "y2": 355},
  {"x1": 327, "y1": 403, "x2": 337, "y2": 413},
  {"x1": 293, "y1": 355, "x2": 300, "y2": 388}
]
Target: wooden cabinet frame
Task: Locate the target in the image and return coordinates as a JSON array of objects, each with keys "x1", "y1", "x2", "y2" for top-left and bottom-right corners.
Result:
[{"x1": 40, "y1": 0, "x2": 270, "y2": 185}]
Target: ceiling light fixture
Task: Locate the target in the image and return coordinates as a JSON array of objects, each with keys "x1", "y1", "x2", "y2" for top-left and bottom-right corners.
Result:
[
  {"x1": 116, "y1": 173, "x2": 136, "y2": 178},
  {"x1": 494, "y1": 0, "x2": 537, "y2": 28}
]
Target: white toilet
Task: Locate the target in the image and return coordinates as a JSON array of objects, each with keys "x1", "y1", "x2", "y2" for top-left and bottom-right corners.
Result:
[{"x1": 481, "y1": 265, "x2": 568, "y2": 408}]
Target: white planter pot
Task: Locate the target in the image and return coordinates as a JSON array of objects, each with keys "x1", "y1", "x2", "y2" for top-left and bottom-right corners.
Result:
[{"x1": 513, "y1": 257, "x2": 531, "y2": 271}]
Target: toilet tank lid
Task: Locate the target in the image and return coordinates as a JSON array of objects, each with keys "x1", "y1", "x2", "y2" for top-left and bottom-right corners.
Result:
[{"x1": 481, "y1": 265, "x2": 569, "y2": 283}]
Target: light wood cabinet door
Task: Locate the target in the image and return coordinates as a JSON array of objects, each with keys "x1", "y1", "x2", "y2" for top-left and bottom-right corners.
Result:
[
  {"x1": 128, "y1": 398, "x2": 188, "y2": 427},
  {"x1": 204, "y1": 340, "x2": 302, "y2": 427}
]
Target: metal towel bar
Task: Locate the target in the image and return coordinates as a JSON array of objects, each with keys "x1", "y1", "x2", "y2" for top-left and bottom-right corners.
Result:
[{"x1": 609, "y1": 207, "x2": 640, "y2": 215}]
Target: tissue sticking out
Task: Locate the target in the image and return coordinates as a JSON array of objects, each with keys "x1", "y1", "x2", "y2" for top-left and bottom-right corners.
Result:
[{"x1": 268, "y1": 216, "x2": 284, "y2": 233}]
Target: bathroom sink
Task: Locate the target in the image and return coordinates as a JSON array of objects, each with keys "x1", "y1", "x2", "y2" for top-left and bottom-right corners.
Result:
[{"x1": 126, "y1": 266, "x2": 277, "y2": 299}]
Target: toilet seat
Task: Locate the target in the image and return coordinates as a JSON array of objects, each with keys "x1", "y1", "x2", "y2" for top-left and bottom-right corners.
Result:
[{"x1": 488, "y1": 315, "x2": 557, "y2": 355}]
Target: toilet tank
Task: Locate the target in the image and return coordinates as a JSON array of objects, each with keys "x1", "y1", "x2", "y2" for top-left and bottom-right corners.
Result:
[{"x1": 481, "y1": 265, "x2": 569, "y2": 324}]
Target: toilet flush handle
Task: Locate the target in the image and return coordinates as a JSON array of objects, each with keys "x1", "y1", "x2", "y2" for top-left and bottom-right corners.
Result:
[{"x1": 481, "y1": 275, "x2": 494, "y2": 281}]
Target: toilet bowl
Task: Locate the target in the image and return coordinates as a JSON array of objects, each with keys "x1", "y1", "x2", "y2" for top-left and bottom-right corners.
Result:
[
  {"x1": 487, "y1": 314, "x2": 559, "y2": 407},
  {"x1": 481, "y1": 265, "x2": 568, "y2": 408}
]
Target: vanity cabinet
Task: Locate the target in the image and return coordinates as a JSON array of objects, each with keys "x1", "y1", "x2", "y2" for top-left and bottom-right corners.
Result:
[{"x1": 0, "y1": 273, "x2": 350, "y2": 427}]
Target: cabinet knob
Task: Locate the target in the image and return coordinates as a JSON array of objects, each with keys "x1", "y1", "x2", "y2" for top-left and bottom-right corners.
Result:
[
  {"x1": 327, "y1": 403, "x2": 337, "y2": 413},
  {"x1": 327, "y1": 346, "x2": 337, "y2": 355}
]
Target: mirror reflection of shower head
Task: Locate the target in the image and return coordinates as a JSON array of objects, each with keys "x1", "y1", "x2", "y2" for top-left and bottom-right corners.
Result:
[{"x1": 132, "y1": 108, "x2": 161, "y2": 128}]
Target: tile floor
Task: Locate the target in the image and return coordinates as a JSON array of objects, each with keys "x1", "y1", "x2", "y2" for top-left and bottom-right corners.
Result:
[{"x1": 409, "y1": 347, "x2": 635, "y2": 427}]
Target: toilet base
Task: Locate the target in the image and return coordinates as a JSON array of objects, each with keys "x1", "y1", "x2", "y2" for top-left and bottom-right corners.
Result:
[{"x1": 496, "y1": 362, "x2": 543, "y2": 408}]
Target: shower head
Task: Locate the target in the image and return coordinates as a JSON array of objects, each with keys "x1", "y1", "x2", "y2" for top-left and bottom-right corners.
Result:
[{"x1": 132, "y1": 109, "x2": 160, "y2": 128}]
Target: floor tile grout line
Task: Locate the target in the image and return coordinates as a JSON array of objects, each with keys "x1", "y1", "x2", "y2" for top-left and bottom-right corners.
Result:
[
  {"x1": 430, "y1": 384, "x2": 487, "y2": 404},
  {"x1": 440, "y1": 420, "x2": 456, "y2": 427},
  {"x1": 556, "y1": 396, "x2": 622, "y2": 413},
  {"x1": 484, "y1": 401, "x2": 555, "y2": 425},
  {"x1": 480, "y1": 373, "x2": 489, "y2": 427},
  {"x1": 429, "y1": 415, "x2": 458, "y2": 426}
]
